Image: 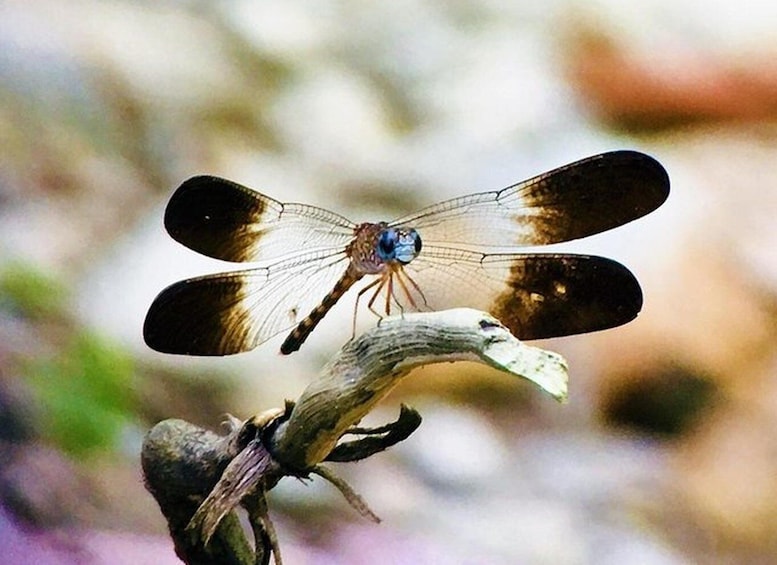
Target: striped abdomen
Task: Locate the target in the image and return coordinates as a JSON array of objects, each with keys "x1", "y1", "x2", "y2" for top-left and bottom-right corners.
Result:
[{"x1": 280, "y1": 267, "x2": 363, "y2": 354}]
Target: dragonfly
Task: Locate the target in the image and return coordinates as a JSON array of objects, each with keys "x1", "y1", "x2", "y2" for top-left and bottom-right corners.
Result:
[{"x1": 143, "y1": 150, "x2": 669, "y2": 356}]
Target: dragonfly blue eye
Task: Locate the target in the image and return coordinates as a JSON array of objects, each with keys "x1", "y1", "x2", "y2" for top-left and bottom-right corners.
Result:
[
  {"x1": 377, "y1": 228, "x2": 421, "y2": 264},
  {"x1": 394, "y1": 229, "x2": 421, "y2": 264},
  {"x1": 377, "y1": 229, "x2": 397, "y2": 260}
]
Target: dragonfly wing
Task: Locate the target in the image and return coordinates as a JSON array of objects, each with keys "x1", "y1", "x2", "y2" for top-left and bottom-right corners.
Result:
[
  {"x1": 392, "y1": 151, "x2": 669, "y2": 248},
  {"x1": 395, "y1": 247, "x2": 643, "y2": 340},
  {"x1": 165, "y1": 176, "x2": 356, "y2": 263},
  {"x1": 143, "y1": 248, "x2": 351, "y2": 355}
]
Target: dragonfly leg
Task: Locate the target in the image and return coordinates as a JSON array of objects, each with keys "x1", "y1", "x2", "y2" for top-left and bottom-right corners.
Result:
[
  {"x1": 384, "y1": 273, "x2": 393, "y2": 316},
  {"x1": 365, "y1": 275, "x2": 392, "y2": 327},
  {"x1": 354, "y1": 276, "x2": 387, "y2": 335},
  {"x1": 394, "y1": 269, "x2": 427, "y2": 313},
  {"x1": 404, "y1": 270, "x2": 429, "y2": 309},
  {"x1": 388, "y1": 274, "x2": 408, "y2": 317}
]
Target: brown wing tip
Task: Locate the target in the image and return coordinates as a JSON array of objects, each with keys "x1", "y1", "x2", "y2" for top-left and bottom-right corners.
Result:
[
  {"x1": 605, "y1": 150, "x2": 671, "y2": 212},
  {"x1": 163, "y1": 176, "x2": 267, "y2": 262},
  {"x1": 164, "y1": 176, "x2": 227, "y2": 237},
  {"x1": 143, "y1": 277, "x2": 255, "y2": 356},
  {"x1": 492, "y1": 254, "x2": 644, "y2": 341}
]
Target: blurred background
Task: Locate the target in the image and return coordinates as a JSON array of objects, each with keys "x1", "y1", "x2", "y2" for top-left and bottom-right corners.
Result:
[{"x1": 2, "y1": 0, "x2": 777, "y2": 563}]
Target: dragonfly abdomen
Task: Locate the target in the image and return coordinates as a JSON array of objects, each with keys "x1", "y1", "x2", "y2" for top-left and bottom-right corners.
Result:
[{"x1": 280, "y1": 267, "x2": 363, "y2": 354}]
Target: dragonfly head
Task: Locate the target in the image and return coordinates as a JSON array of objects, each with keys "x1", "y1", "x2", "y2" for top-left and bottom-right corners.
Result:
[{"x1": 377, "y1": 227, "x2": 422, "y2": 264}]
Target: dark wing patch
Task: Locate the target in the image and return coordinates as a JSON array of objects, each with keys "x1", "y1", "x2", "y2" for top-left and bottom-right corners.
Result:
[
  {"x1": 504, "y1": 150, "x2": 670, "y2": 244},
  {"x1": 390, "y1": 248, "x2": 643, "y2": 340},
  {"x1": 488, "y1": 254, "x2": 643, "y2": 340},
  {"x1": 394, "y1": 150, "x2": 670, "y2": 248},
  {"x1": 165, "y1": 176, "x2": 355, "y2": 263},
  {"x1": 143, "y1": 273, "x2": 256, "y2": 355},
  {"x1": 143, "y1": 249, "x2": 351, "y2": 355}
]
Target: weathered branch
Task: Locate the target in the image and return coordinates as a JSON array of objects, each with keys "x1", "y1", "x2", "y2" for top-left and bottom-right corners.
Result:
[
  {"x1": 141, "y1": 308, "x2": 568, "y2": 564},
  {"x1": 141, "y1": 418, "x2": 258, "y2": 564},
  {"x1": 270, "y1": 308, "x2": 567, "y2": 470}
]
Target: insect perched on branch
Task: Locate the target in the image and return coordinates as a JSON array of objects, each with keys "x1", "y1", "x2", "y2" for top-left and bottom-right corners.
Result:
[{"x1": 143, "y1": 150, "x2": 669, "y2": 355}]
